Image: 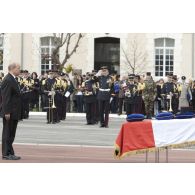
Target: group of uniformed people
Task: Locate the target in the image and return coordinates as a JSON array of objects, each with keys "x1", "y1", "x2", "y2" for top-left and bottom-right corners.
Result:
[
  {"x1": 1, "y1": 66, "x2": 195, "y2": 128},
  {"x1": 111, "y1": 72, "x2": 195, "y2": 119}
]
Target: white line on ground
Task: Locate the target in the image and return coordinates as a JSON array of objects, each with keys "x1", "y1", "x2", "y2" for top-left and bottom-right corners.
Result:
[
  {"x1": 11, "y1": 142, "x2": 114, "y2": 149},
  {"x1": 11, "y1": 143, "x2": 195, "y2": 151},
  {"x1": 172, "y1": 148, "x2": 195, "y2": 151},
  {"x1": 1, "y1": 142, "x2": 195, "y2": 152}
]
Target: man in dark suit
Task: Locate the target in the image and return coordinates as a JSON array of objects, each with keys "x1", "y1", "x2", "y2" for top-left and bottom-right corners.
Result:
[{"x1": 0, "y1": 63, "x2": 22, "y2": 160}]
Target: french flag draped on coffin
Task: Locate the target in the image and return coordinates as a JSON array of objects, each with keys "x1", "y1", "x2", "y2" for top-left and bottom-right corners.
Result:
[{"x1": 115, "y1": 118, "x2": 195, "y2": 159}]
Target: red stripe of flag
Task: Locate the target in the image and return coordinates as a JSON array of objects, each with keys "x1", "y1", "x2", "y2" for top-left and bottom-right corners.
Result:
[{"x1": 115, "y1": 120, "x2": 155, "y2": 157}]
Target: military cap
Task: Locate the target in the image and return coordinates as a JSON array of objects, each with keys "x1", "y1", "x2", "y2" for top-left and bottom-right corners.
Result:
[
  {"x1": 181, "y1": 76, "x2": 186, "y2": 80},
  {"x1": 48, "y1": 70, "x2": 54, "y2": 74},
  {"x1": 167, "y1": 73, "x2": 173, "y2": 77},
  {"x1": 172, "y1": 75, "x2": 177, "y2": 81},
  {"x1": 129, "y1": 74, "x2": 135, "y2": 80},
  {"x1": 92, "y1": 70, "x2": 97, "y2": 73},
  {"x1": 146, "y1": 72, "x2": 151, "y2": 76},
  {"x1": 135, "y1": 75, "x2": 140, "y2": 79},
  {"x1": 129, "y1": 76, "x2": 134, "y2": 80}
]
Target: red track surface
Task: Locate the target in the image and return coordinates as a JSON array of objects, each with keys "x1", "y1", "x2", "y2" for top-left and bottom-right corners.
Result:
[{"x1": 0, "y1": 144, "x2": 195, "y2": 163}]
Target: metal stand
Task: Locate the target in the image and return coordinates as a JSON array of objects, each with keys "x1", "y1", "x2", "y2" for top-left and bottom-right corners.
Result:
[
  {"x1": 166, "y1": 147, "x2": 169, "y2": 163},
  {"x1": 155, "y1": 148, "x2": 160, "y2": 163},
  {"x1": 145, "y1": 147, "x2": 169, "y2": 163},
  {"x1": 145, "y1": 150, "x2": 148, "y2": 163}
]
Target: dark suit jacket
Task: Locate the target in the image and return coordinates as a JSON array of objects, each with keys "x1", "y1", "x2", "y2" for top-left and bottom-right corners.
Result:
[{"x1": 0, "y1": 73, "x2": 22, "y2": 120}]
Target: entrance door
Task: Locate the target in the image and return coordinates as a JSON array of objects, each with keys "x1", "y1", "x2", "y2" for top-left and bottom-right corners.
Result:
[{"x1": 94, "y1": 37, "x2": 120, "y2": 74}]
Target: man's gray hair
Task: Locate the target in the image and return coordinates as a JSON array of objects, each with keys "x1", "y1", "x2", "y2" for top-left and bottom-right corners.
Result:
[{"x1": 8, "y1": 63, "x2": 19, "y2": 71}]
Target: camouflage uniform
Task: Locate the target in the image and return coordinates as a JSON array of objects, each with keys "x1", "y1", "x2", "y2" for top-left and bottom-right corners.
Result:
[{"x1": 142, "y1": 77, "x2": 156, "y2": 119}]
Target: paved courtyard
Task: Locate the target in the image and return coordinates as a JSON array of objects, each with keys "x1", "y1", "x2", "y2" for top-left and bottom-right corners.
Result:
[{"x1": 0, "y1": 114, "x2": 195, "y2": 163}]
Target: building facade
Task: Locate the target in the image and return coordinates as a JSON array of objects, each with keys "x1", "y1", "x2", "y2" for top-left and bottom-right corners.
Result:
[{"x1": 0, "y1": 33, "x2": 195, "y2": 80}]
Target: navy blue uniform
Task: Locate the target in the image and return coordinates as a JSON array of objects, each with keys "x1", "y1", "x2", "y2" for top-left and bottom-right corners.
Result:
[
  {"x1": 124, "y1": 82, "x2": 138, "y2": 115},
  {"x1": 97, "y1": 75, "x2": 114, "y2": 127},
  {"x1": 44, "y1": 78, "x2": 58, "y2": 123},
  {"x1": 162, "y1": 82, "x2": 174, "y2": 111},
  {"x1": 83, "y1": 79, "x2": 97, "y2": 124}
]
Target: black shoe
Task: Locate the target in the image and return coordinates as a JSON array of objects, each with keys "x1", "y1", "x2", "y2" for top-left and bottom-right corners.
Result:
[
  {"x1": 87, "y1": 122, "x2": 95, "y2": 125},
  {"x1": 104, "y1": 125, "x2": 109, "y2": 128},
  {"x1": 100, "y1": 124, "x2": 105, "y2": 128},
  {"x1": 2, "y1": 154, "x2": 21, "y2": 160},
  {"x1": 11, "y1": 155, "x2": 21, "y2": 160}
]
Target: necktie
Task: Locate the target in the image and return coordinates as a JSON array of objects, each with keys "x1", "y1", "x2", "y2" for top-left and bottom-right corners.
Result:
[{"x1": 15, "y1": 77, "x2": 21, "y2": 90}]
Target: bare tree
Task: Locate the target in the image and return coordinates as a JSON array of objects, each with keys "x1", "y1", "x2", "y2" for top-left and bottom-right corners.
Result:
[
  {"x1": 47, "y1": 33, "x2": 83, "y2": 71},
  {"x1": 122, "y1": 37, "x2": 147, "y2": 74}
]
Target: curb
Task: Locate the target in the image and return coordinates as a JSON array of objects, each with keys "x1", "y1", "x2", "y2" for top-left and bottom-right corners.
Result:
[{"x1": 29, "y1": 112, "x2": 126, "y2": 118}]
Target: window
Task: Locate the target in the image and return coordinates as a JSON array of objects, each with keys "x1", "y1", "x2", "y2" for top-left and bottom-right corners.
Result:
[
  {"x1": 154, "y1": 38, "x2": 175, "y2": 77},
  {"x1": 0, "y1": 34, "x2": 4, "y2": 71},
  {"x1": 40, "y1": 36, "x2": 58, "y2": 75}
]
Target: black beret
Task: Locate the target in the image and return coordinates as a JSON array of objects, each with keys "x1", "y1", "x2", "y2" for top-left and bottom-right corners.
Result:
[
  {"x1": 146, "y1": 72, "x2": 151, "y2": 76},
  {"x1": 135, "y1": 75, "x2": 140, "y2": 79},
  {"x1": 172, "y1": 75, "x2": 177, "y2": 81}
]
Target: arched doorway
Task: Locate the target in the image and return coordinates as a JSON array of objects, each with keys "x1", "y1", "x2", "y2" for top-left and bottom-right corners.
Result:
[{"x1": 94, "y1": 37, "x2": 120, "y2": 74}]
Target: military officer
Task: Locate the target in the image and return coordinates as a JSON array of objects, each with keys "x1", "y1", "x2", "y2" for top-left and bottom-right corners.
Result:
[
  {"x1": 178, "y1": 76, "x2": 192, "y2": 111},
  {"x1": 40, "y1": 73, "x2": 48, "y2": 111},
  {"x1": 134, "y1": 75, "x2": 145, "y2": 114},
  {"x1": 142, "y1": 72, "x2": 156, "y2": 119},
  {"x1": 118, "y1": 75, "x2": 127, "y2": 115},
  {"x1": 82, "y1": 73, "x2": 98, "y2": 125},
  {"x1": 162, "y1": 74, "x2": 174, "y2": 111},
  {"x1": 44, "y1": 70, "x2": 58, "y2": 124},
  {"x1": 54, "y1": 72, "x2": 64, "y2": 121},
  {"x1": 124, "y1": 74, "x2": 138, "y2": 115},
  {"x1": 20, "y1": 70, "x2": 33, "y2": 119},
  {"x1": 172, "y1": 75, "x2": 180, "y2": 114},
  {"x1": 91, "y1": 71, "x2": 99, "y2": 124},
  {"x1": 96, "y1": 66, "x2": 114, "y2": 128},
  {"x1": 30, "y1": 72, "x2": 40, "y2": 111}
]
